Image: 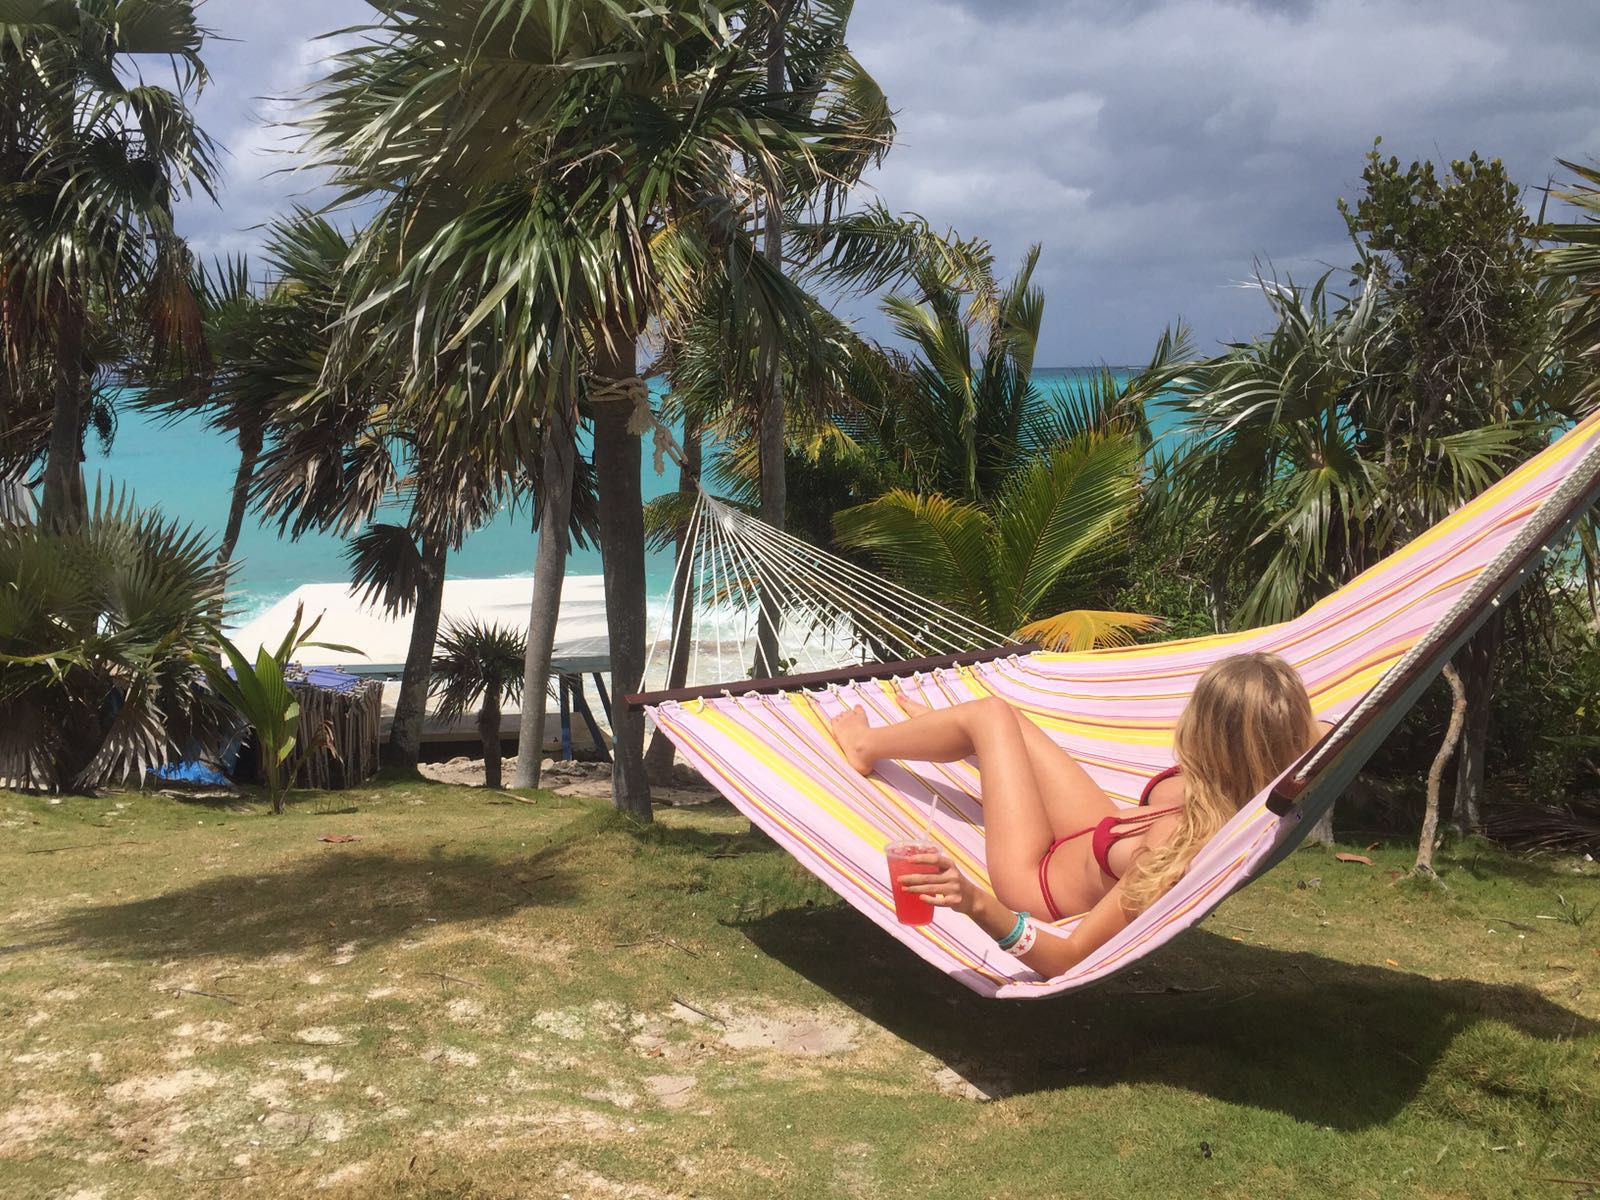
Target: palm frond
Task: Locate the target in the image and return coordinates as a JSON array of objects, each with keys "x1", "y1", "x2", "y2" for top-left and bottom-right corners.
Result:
[
  {"x1": 990, "y1": 432, "x2": 1143, "y2": 628},
  {"x1": 429, "y1": 617, "x2": 526, "y2": 723},
  {"x1": 1014, "y1": 609, "x2": 1165, "y2": 652},
  {"x1": 833, "y1": 489, "x2": 995, "y2": 623}
]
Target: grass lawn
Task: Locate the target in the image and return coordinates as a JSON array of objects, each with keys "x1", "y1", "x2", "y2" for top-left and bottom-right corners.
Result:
[{"x1": 1, "y1": 778, "x2": 1597, "y2": 1200}]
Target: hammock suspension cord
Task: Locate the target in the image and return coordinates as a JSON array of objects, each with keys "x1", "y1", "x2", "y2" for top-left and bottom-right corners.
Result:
[{"x1": 637, "y1": 421, "x2": 1019, "y2": 696}]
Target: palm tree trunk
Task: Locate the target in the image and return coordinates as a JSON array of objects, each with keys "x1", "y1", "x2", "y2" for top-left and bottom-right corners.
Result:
[
  {"x1": 511, "y1": 390, "x2": 578, "y2": 790},
  {"x1": 40, "y1": 307, "x2": 86, "y2": 527},
  {"x1": 479, "y1": 687, "x2": 503, "y2": 790},
  {"x1": 592, "y1": 330, "x2": 651, "y2": 821},
  {"x1": 754, "y1": 1, "x2": 792, "y2": 680},
  {"x1": 1451, "y1": 613, "x2": 1501, "y2": 837},
  {"x1": 386, "y1": 532, "x2": 447, "y2": 769},
  {"x1": 1305, "y1": 804, "x2": 1336, "y2": 847},
  {"x1": 217, "y1": 421, "x2": 263, "y2": 567},
  {"x1": 645, "y1": 412, "x2": 701, "y2": 781}
]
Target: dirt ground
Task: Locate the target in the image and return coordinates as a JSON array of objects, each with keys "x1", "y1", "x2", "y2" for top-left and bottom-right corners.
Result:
[{"x1": 419, "y1": 755, "x2": 720, "y2": 807}]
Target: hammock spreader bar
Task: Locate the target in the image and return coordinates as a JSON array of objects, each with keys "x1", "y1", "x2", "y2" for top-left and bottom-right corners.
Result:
[{"x1": 626, "y1": 643, "x2": 1038, "y2": 710}]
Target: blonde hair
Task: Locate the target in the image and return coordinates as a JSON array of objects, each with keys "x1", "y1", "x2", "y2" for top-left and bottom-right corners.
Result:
[{"x1": 1120, "y1": 652, "x2": 1319, "y2": 914}]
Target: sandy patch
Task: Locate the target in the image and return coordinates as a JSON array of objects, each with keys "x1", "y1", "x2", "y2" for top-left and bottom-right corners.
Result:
[
  {"x1": 107, "y1": 1068, "x2": 219, "y2": 1104},
  {"x1": 419, "y1": 755, "x2": 717, "y2": 808},
  {"x1": 294, "y1": 1026, "x2": 346, "y2": 1045},
  {"x1": 581, "y1": 1087, "x2": 639, "y2": 1110},
  {"x1": 289, "y1": 1057, "x2": 347, "y2": 1084},
  {"x1": 426, "y1": 1046, "x2": 480, "y2": 1069},
  {"x1": 446, "y1": 997, "x2": 483, "y2": 1021},
  {"x1": 643, "y1": 1075, "x2": 698, "y2": 1110},
  {"x1": 714, "y1": 1005, "x2": 858, "y2": 1056},
  {"x1": 10, "y1": 1050, "x2": 67, "y2": 1069},
  {"x1": 0, "y1": 1097, "x2": 77, "y2": 1152},
  {"x1": 317, "y1": 1160, "x2": 369, "y2": 1189},
  {"x1": 318, "y1": 1112, "x2": 348, "y2": 1143},
  {"x1": 248, "y1": 1079, "x2": 291, "y2": 1106},
  {"x1": 532, "y1": 1009, "x2": 587, "y2": 1040}
]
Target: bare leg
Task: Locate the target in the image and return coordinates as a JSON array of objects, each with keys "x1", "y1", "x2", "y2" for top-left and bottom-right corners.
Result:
[
  {"x1": 831, "y1": 697, "x2": 1055, "y2": 911},
  {"x1": 896, "y1": 694, "x2": 1115, "y2": 837}
]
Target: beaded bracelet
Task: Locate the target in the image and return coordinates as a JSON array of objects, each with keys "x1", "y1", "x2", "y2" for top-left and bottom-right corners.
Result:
[
  {"x1": 1004, "y1": 919, "x2": 1038, "y2": 958},
  {"x1": 997, "y1": 911, "x2": 1029, "y2": 950}
]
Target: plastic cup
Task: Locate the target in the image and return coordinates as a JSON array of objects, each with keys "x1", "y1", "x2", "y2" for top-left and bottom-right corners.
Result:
[{"x1": 885, "y1": 841, "x2": 938, "y2": 925}]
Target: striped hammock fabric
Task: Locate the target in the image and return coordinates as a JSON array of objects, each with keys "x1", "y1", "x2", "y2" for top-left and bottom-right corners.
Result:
[{"x1": 646, "y1": 414, "x2": 1600, "y2": 998}]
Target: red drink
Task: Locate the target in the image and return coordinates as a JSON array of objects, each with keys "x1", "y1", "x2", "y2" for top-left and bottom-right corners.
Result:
[{"x1": 885, "y1": 841, "x2": 937, "y2": 925}]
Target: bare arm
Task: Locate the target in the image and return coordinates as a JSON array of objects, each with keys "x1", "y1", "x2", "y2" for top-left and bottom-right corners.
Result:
[{"x1": 898, "y1": 855, "x2": 1132, "y2": 978}]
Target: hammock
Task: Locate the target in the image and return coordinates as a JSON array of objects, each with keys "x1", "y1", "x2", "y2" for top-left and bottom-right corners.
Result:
[{"x1": 631, "y1": 414, "x2": 1600, "y2": 998}]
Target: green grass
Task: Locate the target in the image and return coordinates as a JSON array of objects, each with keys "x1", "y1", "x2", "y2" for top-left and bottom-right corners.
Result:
[{"x1": 1, "y1": 779, "x2": 1597, "y2": 1199}]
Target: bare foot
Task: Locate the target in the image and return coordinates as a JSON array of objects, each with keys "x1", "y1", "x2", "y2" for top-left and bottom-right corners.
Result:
[{"x1": 830, "y1": 706, "x2": 877, "y2": 776}]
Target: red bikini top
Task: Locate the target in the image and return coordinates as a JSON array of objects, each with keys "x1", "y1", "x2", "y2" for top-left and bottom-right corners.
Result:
[
  {"x1": 1093, "y1": 766, "x2": 1185, "y2": 880},
  {"x1": 1092, "y1": 803, "x2": 1182, "y2": 879}
]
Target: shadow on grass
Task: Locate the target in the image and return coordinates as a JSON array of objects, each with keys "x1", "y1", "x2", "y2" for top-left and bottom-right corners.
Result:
[
  {"x1": 740, "y1": 904, "x2": 1598, "y2": 1131},
  {"x1": 42, "y1": 845, "x2": 582, "y2": 962}
]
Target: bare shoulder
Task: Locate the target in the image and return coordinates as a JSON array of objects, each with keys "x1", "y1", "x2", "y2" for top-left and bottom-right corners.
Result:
[{"x1": 1144, "y1": 773, "x2": 1187, "y2": 808}]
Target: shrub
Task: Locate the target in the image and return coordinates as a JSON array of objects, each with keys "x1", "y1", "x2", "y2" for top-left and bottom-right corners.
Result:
[{"x1": 0, "y1": 488, "x2": 231, "y2": 790}]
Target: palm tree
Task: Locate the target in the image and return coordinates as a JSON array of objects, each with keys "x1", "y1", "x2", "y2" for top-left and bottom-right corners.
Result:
[
  {"x1": 1543, "y1": 159, "x2": 1600, "y2": 409},
  {"x1": 129, "y1": 214, "x2": 351, "y2": 592},
  {"x1": 1162, "y1": 274, "x2": 1399, "y2": 628},
  {"x1": 0, "y1": 0, "x2": 218, "y2": 526},
  {"x1": 303, "y1": 0, "x2": 891, "y2": 820},
  {"x1": 430, "y1": 618, "x2": 526, "y2": 790},
  {"x1": 1164, "y1": 261, "x2": 1584, "y2": 850},
  {"x1": 787, "y1": 252, "x2": 1183, "y2": 651},
  {"x1": 835, "y1": 434, "x2": 1159, "y2": 650}
]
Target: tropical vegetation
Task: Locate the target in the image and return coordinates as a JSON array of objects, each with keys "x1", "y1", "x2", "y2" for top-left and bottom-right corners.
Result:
[
  {"x1": 1156, "y1": 147, "x2": 1592, "y2": 851},
  {"x1": 0, "y1": 0, "x2": 1595, "y2": 877},
  {"x1": 193, "y1": 603, "x2": 354, "y2": 815},
  {"x1": 296, "y1": 0, "x2": 895, "y2": 817},
  {"x1": 429, "y1": 617, "x2": 526, "y2": 791},
  {"x1": 0, "y1": 0, "x2": 217, "y2": 525},
  {"x1": 0, "y1": 486, "x2": 230, "y2": 790}
]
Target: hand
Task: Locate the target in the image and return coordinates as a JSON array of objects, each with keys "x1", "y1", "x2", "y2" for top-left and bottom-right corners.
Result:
[{"x1": 898, "y1": 853, "x2": 978, "y2": 916}]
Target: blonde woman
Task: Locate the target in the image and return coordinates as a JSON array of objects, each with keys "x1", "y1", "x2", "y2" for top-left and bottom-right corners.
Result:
[{"x1": 829, "y1": 652, "x2": 1328, "y2": 977}]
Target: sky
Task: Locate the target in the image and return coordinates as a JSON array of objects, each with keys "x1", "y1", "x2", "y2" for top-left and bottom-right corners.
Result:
[{"x1": 175, "y1": 0, "x2": 1600, "y2": 366}]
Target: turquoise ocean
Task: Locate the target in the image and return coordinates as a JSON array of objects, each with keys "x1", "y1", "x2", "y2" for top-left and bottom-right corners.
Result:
[{"x1": 87, "y1": 368, "x2": 1143, "y2": 622}]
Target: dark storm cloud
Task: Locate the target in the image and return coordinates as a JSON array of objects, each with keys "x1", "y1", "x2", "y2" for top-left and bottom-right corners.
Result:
[
  {"x1": 843, "y1": 0, "x2": 1600, "y2": 361},
  {"x1": 175, "y1": 0, "x2": 1600, "y2": 364}
]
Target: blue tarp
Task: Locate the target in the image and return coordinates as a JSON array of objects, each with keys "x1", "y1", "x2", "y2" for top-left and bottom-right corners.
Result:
[{"x1": 149, "y1": 759, "x2": 233, "y2": 786}]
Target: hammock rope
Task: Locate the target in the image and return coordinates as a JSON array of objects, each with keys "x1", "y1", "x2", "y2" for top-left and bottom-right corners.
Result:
[{"x1": 638, "y1": 488, "x2": 1017, "y2": 696}]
